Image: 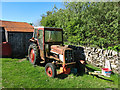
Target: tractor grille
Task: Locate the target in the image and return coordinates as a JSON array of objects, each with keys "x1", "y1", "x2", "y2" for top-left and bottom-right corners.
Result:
[{"x1": 65, "y1": 50, "x2": 74, "y2": 63}]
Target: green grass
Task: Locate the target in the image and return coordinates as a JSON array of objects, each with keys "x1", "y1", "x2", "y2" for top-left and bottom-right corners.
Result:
[{"x1": 2, "y1": 58, "x2": 119, "y2": 88}]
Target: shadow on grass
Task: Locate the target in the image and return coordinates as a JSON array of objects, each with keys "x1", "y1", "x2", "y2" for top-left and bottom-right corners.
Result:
[
  {"x1": 10, "y1": 56, "x2": 115, "y2": 82},
  {"x1": 56, "y1": 66, "x2": 87, "y2": 79},
  {"x1": 85, "y1": 65, "x2": 96, "y2": 72},
  {"x1": 34, "y1": 62, "x2": 116, "y2": 82},
  {"x1": 57, "y1": 74, "x2": 68, "y2": 79},
  {"x1": 38, "y1": 63, "x2": 45, "y2": 67},
  {"x1": 95, "y1": 75, "x2": 114, "y2": 82},
  {"x1": 2, "y1": 56, "x2": 26, "y2": 59}
]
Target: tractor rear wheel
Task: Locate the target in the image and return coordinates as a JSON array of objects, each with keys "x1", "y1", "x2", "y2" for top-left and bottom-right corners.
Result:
[
  {"x1": 45, "y1": 63, "x2": 56, "y2": 78},
  {"x1": 28, "y1": 43, "x2": 40, "y2": 65}
]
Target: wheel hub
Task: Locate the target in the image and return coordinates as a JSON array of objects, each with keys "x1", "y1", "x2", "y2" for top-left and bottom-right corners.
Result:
[
  {"x1": 46, "y1": 67, "x2": 53, "y2": 77},
  {"x1": 30, "y1": 49, "x2": 35, "y2": 63}
]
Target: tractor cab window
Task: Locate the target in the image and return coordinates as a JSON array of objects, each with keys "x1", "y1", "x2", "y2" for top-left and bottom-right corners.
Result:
[
  {"x1": 38, "y1": 30, "x2": 43, "y2": 50},
  {"x1": 45, "y1": 30, "x2": 62, "y2": 42}
]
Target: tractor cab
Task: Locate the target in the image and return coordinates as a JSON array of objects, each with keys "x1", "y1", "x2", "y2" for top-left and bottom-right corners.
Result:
[{"x1": 31, "y1": 27, "x2": 64, "y2": 60}]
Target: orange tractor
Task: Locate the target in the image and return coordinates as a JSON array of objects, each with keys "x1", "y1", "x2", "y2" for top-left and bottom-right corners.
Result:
[{"x1": 28, "y1": 27, "x2": 85, "y2": 77}]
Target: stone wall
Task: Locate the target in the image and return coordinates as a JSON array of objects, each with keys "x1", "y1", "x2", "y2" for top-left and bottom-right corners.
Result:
[
  {"x1": 83, "y1": 47, "x2": 119, "y2": 73},
  {"x1": 68, "y1": 45, "x2": 119, "y2": 73}
]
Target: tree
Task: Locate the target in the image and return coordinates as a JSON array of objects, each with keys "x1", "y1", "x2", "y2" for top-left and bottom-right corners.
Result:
[{"x1": 40, "y1": 2, "x2": 119, "y2": 50}]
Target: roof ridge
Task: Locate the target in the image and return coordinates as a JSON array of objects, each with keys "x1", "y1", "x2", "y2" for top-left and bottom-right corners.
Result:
[{"x1": 0, "y1": 20, "x2": 28, "y2": 23}]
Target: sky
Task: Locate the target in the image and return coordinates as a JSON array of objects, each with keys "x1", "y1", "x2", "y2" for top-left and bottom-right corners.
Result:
[{"x1": 1, "y1": 2, "x2": 64, "y2": 25}]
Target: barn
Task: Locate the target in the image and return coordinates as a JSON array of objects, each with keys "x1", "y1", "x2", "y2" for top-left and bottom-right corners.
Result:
[{"x1": 0, "y1": 20, "x2": 34, "y2": 57}]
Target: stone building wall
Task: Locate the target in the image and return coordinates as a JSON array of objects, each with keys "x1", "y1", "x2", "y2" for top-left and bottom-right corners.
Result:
[{"x1": 83, "y1": 47, "x2": 119, "y2": 73}]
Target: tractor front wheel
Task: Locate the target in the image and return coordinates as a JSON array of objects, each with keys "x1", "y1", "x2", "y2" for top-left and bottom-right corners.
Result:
[{"x1": 45, "y1": 63, "x2": 56, "y2": 78}]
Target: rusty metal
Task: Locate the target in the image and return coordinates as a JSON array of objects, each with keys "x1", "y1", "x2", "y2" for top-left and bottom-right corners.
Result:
[
  {"x1": 51, "y1": 45, "x2": 72, "y2": 55},
  {"x1": 49, "y1": 56, "x2": 60, "y2": 61},
  {"x1": 40, "y1": 50, "x2": 45, "y2": 60}
]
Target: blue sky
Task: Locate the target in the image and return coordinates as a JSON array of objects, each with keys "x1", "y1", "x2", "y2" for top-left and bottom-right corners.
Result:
[{"x1": 1, "y1": 2, "x2": 64, "y2": 25}]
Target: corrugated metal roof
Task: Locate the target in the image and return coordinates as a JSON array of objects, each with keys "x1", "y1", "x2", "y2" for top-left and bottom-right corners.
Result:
[{"x1": 0, "y1": 20, "x2": 34, "y2": 32}]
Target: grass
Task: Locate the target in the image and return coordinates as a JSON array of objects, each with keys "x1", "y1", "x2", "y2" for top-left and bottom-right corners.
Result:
[{"x1": 2, "y1": 58, "x2": 119, "y2": 88}]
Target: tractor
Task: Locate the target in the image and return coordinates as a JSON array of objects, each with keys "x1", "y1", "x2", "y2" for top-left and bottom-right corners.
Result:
[{"x1": 28, "y1": 26, "x2": 85, "y2": 77}]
